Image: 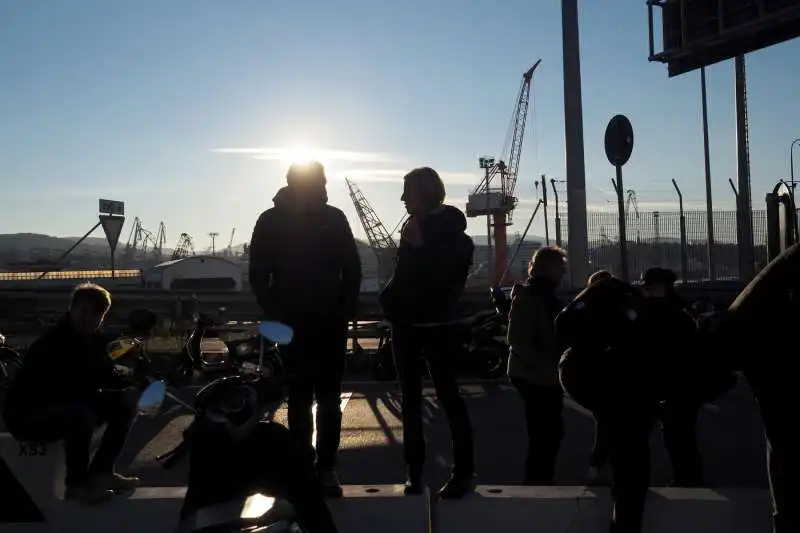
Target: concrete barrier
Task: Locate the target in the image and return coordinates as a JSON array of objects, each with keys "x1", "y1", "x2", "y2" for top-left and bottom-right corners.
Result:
[
  {"x1": 642, "y1": 487, "x2": 772, "y2": 533},
  {"x1": 435, "y1": 485, "x2": 602, "y2": 533},
  {"x1": 435, "y1": 486, "x2": 773, "y2": 533},
  {"x1": 329, "y1": 484, "x2": 431, "y2": 533}
]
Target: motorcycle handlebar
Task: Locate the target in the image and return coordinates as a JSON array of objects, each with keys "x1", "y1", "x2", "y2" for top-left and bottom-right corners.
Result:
[{"x1": 156, "y1": 438, "x2": 191, "y2": 470}]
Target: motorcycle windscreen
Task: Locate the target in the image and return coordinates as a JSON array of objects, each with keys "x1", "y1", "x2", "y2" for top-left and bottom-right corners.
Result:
[{"x1": 176, "y1": 493, "x2": 297, "y2": 533}]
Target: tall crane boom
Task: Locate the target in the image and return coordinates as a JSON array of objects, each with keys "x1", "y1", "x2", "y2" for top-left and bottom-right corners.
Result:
[
  {"x1": 466, "y1": 59, "x2": 540, "y2": 286},
  {"x1": 345, "y1": 178, "x2": 397, "y2": 285}
]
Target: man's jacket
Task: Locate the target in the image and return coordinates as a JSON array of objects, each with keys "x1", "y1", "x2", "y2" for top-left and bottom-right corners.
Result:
[
  {"x1": 506, "y1": 276, "x2": 563, "y2": 388},
  {"x1": 3, "y1": 316, "x2": 128, "y2": 427},
  {"x1": 248, "y1": 189, "x2": 362, "y2": 323},
  {"x1": 379, "y1": 205, "x2": 474, "y2": 325}
]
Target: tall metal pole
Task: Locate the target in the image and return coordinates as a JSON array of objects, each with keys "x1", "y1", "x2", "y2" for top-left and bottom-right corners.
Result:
[
  {"x1": 790, "y1": 137, "x2": 800, "y2": 194},
  {"x1": 734, "y1": 55, "x2": 755, "y2": 280},
  {"x1": 541, "y1": 175, "x2": 550, "y2": 245},
  {"x1": 700, "y1": 67, "x2": 716, "y2": 281},
  {"x1": 562, "y1": 0, "x2": 589, "y2": 286}
]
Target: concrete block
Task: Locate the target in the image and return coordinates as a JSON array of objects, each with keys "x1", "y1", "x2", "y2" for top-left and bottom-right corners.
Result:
[
  {"x1": 328, "y1": 484, "x2": 431, "y2": 533},
  {"x1": 435, "y1": 485, "x2": 603, "y2": 533},
  {"x1": 641, "y1": 487, "x2": 772, "y2": 533}
]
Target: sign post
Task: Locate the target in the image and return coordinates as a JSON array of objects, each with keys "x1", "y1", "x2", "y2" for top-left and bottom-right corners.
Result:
[
  {"x1": 604, "y1": 115, "x2": 635, "y2": 282},
  {"x1": 98, "y1": 199, "x2": 125, "y2": 280}
]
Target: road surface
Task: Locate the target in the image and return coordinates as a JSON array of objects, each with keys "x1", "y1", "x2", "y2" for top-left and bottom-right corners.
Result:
[{"x1": 120, "y1": 378, "x2": 767, "y2": 489}]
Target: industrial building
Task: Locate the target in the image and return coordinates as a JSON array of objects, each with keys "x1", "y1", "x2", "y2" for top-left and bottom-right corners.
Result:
[{"x1": 144, "y1": 255, "x2": 243, "y2": 291}]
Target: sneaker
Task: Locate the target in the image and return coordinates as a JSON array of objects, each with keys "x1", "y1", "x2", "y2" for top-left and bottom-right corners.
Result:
[
  {"x1": 318, "y1": 469, "x2": 343, "y2": 499},
  {"x1": 438, "y1": 472, "x2": 476, "y2": 499},
  {"x1": 91, "y1": 472, "x2": 140, "y2": 492},
  {"x1": 64, "y1": 485, "x2": 115, "y2": 505}
]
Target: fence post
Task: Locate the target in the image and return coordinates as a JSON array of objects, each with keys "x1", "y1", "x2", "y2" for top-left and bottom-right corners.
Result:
[{"x1": 672, "y1": 179, "x2": 689, "y2": 282}]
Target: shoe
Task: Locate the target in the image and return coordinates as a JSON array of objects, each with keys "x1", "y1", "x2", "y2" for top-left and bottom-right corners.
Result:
[
  {"x1": 404, "y1": 471, "x2": 425, "y2": 496},
  {"x1": 64, "y1": 485, "x2": 115, "y2": 505},
  {"x1": 438, "y1": 472, "x2": 476, "y2": 499},
  {"x1": 318, "y1": 469, "x2": 343, "y2": 499},
  {"x1": 91, "y1": 472, "x2": 141, "y2": 492}
]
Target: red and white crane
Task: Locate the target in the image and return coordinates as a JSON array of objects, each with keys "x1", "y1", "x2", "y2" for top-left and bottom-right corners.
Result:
[{"x1": 466, "y1": 59, "x2": 540, "y2": 286}]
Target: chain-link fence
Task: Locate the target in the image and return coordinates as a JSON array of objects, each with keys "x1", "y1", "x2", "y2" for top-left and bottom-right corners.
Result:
[{"x1": 549, "y1": 209, "x2": 768, "y2": 282}]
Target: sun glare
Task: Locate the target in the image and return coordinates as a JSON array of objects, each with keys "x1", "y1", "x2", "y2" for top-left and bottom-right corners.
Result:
[{"x1": 282, "y1": 145, "x2": 326, "y2": 166}]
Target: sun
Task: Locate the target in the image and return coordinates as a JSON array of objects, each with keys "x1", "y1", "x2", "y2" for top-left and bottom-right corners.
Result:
[{"x1": 282, "y1": 144, "x2": 327, "y2": 166}]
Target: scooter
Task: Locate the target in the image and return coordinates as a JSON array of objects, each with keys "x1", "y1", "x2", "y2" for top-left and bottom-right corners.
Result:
[
  {"x1": 143, "y1": 322, "x2": 333, "y2": 533},
  {"x1": 0, "y1": 332, "x2": 23, "y2": 390}
]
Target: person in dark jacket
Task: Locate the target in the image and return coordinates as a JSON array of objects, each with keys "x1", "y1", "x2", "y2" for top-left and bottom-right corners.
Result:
[
  {"x1": 713, "y1": 242, "x2": 800, "y2": 533},
  {"x1": 557, "y1": 277, "x2": 657, "y2": 533},
  {"x1": 248, "y1": 161, "x2": 362, "y2": 498},
  {"x1": 584, "y1": 269, "x2": 614, "y2": 484},
  {"x1": 506, "y1": 246, "x2": 567, "y2": 485},
  {"x1": 2, "y1": 283, "x2": 139, "y2": 505},
  {"x1": 639, "y1": 267, "x2": 705, "y2": 487},
  {"x1": 379, "y1": 167, "x2": 476, "y2": 499}
]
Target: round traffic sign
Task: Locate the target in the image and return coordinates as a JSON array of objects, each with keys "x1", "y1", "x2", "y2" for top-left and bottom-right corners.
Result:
[{"x1": 604, "y1": 114, "x2": 634, "y2": 167}]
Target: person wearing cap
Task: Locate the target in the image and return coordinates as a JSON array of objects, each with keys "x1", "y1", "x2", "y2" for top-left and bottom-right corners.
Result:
[
  {"x1": 639, "y1": 267, "x2": 705, "y2": 488},
  {"x1": 248, "y1": 161, "x2": 362, "y2": 498},
  {"x1": 379, "y1": 167, "x2": 477, "y2": 499}
]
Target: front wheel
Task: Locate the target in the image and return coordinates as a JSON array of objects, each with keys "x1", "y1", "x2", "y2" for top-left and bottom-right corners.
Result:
[
  {"x1": 0, "y1": 347, "x2": 22, "y2": 390},
  {"x1": 472, "y1": 344, "x2": 507, "y2": 379}
]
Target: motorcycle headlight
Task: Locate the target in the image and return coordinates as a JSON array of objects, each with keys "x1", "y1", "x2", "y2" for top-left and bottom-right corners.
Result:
[{"x1": 235, "y1": 342, "x2": 255, "y2": 356}]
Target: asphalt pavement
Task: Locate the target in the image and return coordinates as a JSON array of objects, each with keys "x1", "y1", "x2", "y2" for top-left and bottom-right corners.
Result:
[{"x1": 118, "y1": 378, "x2": 768, "y2": 490}]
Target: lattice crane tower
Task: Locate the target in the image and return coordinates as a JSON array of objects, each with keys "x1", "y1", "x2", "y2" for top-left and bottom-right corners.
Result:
[
  {"x1": 466, "y1": 59, "x2": 540, "y2": 286},
  {"x1": 345, "y1": 178, "x2": 397, "y2": 285}
]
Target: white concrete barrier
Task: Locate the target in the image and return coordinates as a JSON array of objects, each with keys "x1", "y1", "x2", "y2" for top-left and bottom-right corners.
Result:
[
  {"x1": 435, "y1": 485, "x2": 603, "y2": 533},
  {"x1": 434, "y1": 485, "x2": 774, "y2": 533},
  {"x1": 641, "y1": 488, "x2": 772, "y2": 533},
  {"x1": 328, "y1": 484, "x2": 431, "y2": 533}
]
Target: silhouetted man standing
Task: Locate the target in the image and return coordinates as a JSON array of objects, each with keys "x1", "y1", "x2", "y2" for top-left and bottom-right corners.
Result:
[
  {"x1": 380, "y1": 167, "x2": 476, "y2": 499},
  {"x1": 249, "y1": 161, "x2": 362, "y2": 498}
]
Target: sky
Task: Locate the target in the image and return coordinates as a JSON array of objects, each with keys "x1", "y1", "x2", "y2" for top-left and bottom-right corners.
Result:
[{"x1": 1, "y1": 0, "x2": 799, "y2": 251}]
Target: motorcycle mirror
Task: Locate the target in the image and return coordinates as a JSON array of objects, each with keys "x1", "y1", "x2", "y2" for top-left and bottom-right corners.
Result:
[
  {"x1": 137, "y1": 380, "x2": 167, "y2": 417},
  {"x1": 258, "y1": 321, "x2": 293, "y2": 346}
]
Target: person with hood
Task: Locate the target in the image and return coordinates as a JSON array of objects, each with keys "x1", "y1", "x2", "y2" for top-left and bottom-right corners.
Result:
[
  {"x1": 505, "y1": 246, "x2": 567, "y2": 485},
  {"x1": 639, "y1": 267, "x2": 705, "y2": 488},
  {"x1": 2, "y1": 283, "x2": 140, "y2": 505},
  {"x1": 713, "y1": 242, "x2": 800, "y2": 533},
  {"x1": 379, "y1": 167, "x2": 476, "y2": 498},
  {"x1": 556, "y1": 276, "x2": 656, "y2": 533},
  {"x1": 248, "y1": 161, "x2": 362, "y2": 498}
]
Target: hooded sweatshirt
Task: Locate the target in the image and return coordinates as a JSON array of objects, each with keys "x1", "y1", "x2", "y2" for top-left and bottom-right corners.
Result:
[
  {"x1": 380, "y1": 205, "x2": 474, "y2": 325},
  {"x1": 248, "y1": 185, "x2": 362, "y2": 323}
]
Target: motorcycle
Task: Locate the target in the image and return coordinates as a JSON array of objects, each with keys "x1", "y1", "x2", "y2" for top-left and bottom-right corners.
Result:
[
  {"x1": 370, "y1": 308, "x2": 509, "y2": 381},
  {"x1": 0, "y1": 332, "x2": 23, "y2": 390},
  {"x1": 145, "y1": 321, "x2": 336, "y2": 533}
]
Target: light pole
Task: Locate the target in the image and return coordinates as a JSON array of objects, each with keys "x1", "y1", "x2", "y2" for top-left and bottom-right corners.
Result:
[{"x1": 790, "y1": 138, "x2": 800, "y2": 193}]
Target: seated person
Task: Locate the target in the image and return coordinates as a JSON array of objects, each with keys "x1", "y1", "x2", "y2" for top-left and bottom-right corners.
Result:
[{"x1": 2, "y1": 282, "x2": 140, "y2": 505}]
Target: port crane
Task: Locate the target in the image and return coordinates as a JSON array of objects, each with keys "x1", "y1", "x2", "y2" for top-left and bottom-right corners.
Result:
[
  {"x1": 466, "y1": 60, "x2": 540, "y2": 286},
  {"x1": 124, "y1": 218, "x2": 167, "y2": 262},
  {"x1": 345, "y1": 178, "x2": 397, "y2": 285},
  {"x1": 625, "y1": 190, "x2": 641, "y2": 244},
  {"x1": 172, "y1": 233, "x2": 195, "y2": 260}
]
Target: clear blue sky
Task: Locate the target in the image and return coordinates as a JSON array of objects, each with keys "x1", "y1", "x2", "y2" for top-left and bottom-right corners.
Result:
[{"x1": 1, "y1": 0, "x2": 799, "y2": 250}]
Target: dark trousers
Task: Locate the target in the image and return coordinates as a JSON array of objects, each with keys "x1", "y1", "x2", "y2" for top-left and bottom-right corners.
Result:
[
  {"x1": 284, "y1": 319, "x2": 347, "y2": 471},
  {"x1": 659, "y1": 399, "x2": 704, "y2": 486},
  {"x1": 7, "y1": 391, "x2": 136, "y2": 487},
  {"x1": 596, "y1": 403, "x2": 659, "y2": 533},
  {"x1": 745, "y1": 367, "x2": 797, "y2": 533},
  {"x1": 590, "y1": 416, "x2": 610, "y2": 469},
  {"x1": 392, "y1": 325, "x2": 474, "y2": 476},
  {"x1": 510, "y1": 377, "x2": 563, "y2": 485}
]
